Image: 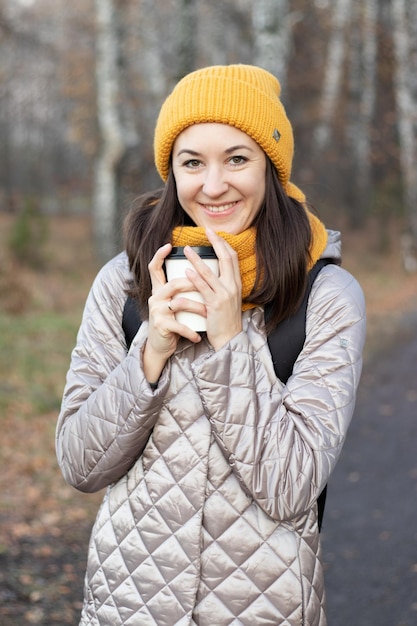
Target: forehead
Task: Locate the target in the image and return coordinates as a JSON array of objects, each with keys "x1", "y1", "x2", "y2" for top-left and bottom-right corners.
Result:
[{"x1": 173, "y1": 123, "x2": 260, "y2": 152}]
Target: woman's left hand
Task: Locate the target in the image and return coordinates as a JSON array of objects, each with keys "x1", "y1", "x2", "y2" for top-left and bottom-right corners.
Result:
[{"x1": 183, "y1": 228, "x2": 243, "y2": 350}]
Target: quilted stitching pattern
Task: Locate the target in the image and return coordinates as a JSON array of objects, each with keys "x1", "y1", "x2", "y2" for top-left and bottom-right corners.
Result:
[{"x1": 56, "y1": 249, "x2": 366, "y2": 626}]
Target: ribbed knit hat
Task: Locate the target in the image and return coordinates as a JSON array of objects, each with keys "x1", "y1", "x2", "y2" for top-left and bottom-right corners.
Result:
[{"x1": 154, "y1": 64, "x2": 303, "y2": 200}]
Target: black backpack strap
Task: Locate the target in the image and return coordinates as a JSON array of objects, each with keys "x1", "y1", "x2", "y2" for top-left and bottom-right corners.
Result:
[
  {"x1": 265, "y1": 258, "x2": 332, "y2": 384},
  {"x1": 265, "y1": 258, "x2": 334, "y2": 531},
  {"x1": 316, "y1": 485, "x2": 327, "y2": 533},
  {"x1": 122, "y1": 296, "x2": 142, "y2": 350}
]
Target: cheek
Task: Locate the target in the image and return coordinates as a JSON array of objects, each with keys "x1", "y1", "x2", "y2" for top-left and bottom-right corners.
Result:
[
  {"x1": 174, "y1": 175, "x2": 194, "y2": 202},
  {"x1": 174, "y1": 178, "x2": 196, "y2": 218},
  {"x1": 247, "y1": 175, "x2": 265, "y2": 204}
]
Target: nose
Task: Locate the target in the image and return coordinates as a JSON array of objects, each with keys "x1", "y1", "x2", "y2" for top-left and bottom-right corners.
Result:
[{"x1": 202, "y1": 164, "x2": 228, "y2": 197}]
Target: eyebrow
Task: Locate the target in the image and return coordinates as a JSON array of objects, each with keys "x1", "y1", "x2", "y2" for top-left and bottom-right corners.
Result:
[{"x1": 176, "y1": 144, "x2": 255, "y2": 157}]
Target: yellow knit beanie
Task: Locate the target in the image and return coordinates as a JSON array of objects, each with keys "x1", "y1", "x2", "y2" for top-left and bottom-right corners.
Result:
[{"x1": 154, "y1": 64, "x2": 297, "y2": 195}]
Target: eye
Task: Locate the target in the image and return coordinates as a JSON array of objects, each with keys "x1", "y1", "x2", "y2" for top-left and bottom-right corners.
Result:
[
  {"x1": 229, "y1": 155, "x2": 248, "y2": 165},
  {"x1": 184, "y1": 159, "x2": 202, "y2": 169}
]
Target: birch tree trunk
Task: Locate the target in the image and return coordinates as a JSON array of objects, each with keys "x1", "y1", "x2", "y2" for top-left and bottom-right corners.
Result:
[
  {"x1": 391, "y1": 0, "x2": 417, "y2": 270},
  {"x1": 140, "y1": 0, "x2": 166, "y2": 102},
  {"x1": 252, "y1": 0, "x2": 291, "y2": 92},
  {"x1": 314, "y1": 0, "x2": 352, "y2": 151},
  {"x1": 175, "y1": 0, "x2": 197, "y2": 82},
  {"x1": 346, "y1": 0, "x2": 377, "y2": 226},
  {"x1": 93, "y1": 0, "x2": 126, "y2": 262}
]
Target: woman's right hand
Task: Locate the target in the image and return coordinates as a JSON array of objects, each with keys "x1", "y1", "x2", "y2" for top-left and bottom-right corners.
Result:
[{"x1": 143, "y1": 243, "x2": 203, "y2": 384}]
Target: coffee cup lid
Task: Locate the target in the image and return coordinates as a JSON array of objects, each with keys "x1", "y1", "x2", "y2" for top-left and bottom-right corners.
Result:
[{"x1": 168, "y1": 246, "x2": 217, "y2": 259}]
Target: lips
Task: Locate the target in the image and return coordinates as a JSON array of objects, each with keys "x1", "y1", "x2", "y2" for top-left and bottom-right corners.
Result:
[{"x1": 202, "y1": 201, "x2": 238, "y2": 213}]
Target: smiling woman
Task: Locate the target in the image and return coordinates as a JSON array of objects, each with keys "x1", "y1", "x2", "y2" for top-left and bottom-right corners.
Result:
[
  {"x1": 172, "y1": 124, "x2": 266, "y2": 234},
  {"x1": 56, "y1": 64, "x2": 366, "y2": 626}
]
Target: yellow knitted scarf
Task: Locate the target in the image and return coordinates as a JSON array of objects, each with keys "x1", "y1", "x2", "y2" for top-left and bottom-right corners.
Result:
[{"x1": 172, "y1": 210, "x2": 328, "y2": 310}]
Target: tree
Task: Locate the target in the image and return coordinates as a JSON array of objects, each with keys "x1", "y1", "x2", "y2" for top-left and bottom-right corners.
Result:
[
  {"x1": 252, "y1": 0, "x2": 292, "y2": 91},
  {"x1": 391, "y1": 0, "x2": 417, "y2": 270},
  {"x1": 139, "y1": 0, "x2": 166, "y2": 101},
  {"x1": 175, "y1": 0, "x2": 197, "y2": 81},
  {"x1": 93, "y1": 0, "x2": 126, "y2": 261},
  {"x1": 0, "y1": 0, "x2": 72, "y2": 205},
  {"x1": 345, "y1": 0, "x2": 377, "y2": 226},
  {"x1": 314, "y1": 0, "x2": 352, "y2": 151}
]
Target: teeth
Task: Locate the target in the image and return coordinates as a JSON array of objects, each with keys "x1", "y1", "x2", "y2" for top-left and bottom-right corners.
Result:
[{"x1": 205, "y1": 202, "x2": 236, "y2": 213}]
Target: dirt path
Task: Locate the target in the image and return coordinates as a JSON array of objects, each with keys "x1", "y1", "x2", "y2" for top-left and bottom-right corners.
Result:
[
  {"x1": 322, "y1": 312, "x2": 417, "y2": 626},
  {"x1": 0, "y1": 521, "x2": 90, "y2": 624}
]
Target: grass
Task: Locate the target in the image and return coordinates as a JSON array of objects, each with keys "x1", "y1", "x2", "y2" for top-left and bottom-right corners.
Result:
[
  {"x1": 0, "y1": 312, "x2": 79, "y2": 416},
  {"x1": 0, "y1": 304, "x2": 100, "y2": 526}
]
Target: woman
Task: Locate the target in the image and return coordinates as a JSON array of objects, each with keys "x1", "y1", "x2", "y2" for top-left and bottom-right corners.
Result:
[{"x1": 56, "y1": 64, "x2": 366, "y2": 626}]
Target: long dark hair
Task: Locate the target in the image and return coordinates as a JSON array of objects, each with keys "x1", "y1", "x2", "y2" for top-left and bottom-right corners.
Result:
[{"x1": 124, "y1": 159, "x2": 312, "y2": 332}]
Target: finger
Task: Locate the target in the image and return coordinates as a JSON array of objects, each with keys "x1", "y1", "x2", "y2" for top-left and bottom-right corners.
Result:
[
  {"x1": 169, "y1": 295, "x2": 207, "y2": 318},
  {"x1": 205, "y1": 228, "x2": 236, "y2": 254},
  {"x1": 148, "y1": 294, "x2": 202, "y2": 348},
  {"x1": 165, "y1": 276, "x2": 201, "y2": 299},
  {"x1": 148, "y1": 277, "x2": 202, "y2": 337},
  {"x1": 205, "y1": 229, "x2": 240, "y2": 271},
  {"x1": 182, "y1": 238, "x2": 241, "y2": 305},
  {"x1": 183, "y1": 246, "x2": 219, "y2": 289},
  {"x1": 204, "y1": 230, "x2": 241, "y2": 290},
  {"x1": 148, "y1": 243, "x2": 172, "y2": 290}
]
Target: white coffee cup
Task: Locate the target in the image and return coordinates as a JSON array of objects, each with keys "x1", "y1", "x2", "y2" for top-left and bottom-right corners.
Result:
[{"x1": 165, "y1": 246, "x2": 219, "y2": 331}]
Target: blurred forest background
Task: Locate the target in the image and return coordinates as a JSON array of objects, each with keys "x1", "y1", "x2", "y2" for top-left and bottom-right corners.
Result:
[
  {"x1": 1, "y1": 0, "x2": 417, "y2": 259},
  {"x1": 0, "y1": 0, "x2": 417, "y2": 624}
]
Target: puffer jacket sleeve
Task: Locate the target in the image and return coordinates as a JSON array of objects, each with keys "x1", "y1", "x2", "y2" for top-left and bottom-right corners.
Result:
[
  {"x1": 56, "y1": 253, "x2": 168, "y2": 494},
  {"x1": 192, "y1": 265, "x2": 366, "y2": 522}
]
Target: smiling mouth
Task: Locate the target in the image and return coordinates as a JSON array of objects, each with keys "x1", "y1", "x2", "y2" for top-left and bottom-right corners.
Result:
[{"x1": 203, "y1": 201, "x2": 238, "y2": 213}]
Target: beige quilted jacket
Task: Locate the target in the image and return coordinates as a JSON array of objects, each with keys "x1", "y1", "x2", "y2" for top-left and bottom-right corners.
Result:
[{"x1": 56, "y1": 231, "x2": 366, "y2": 626}]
